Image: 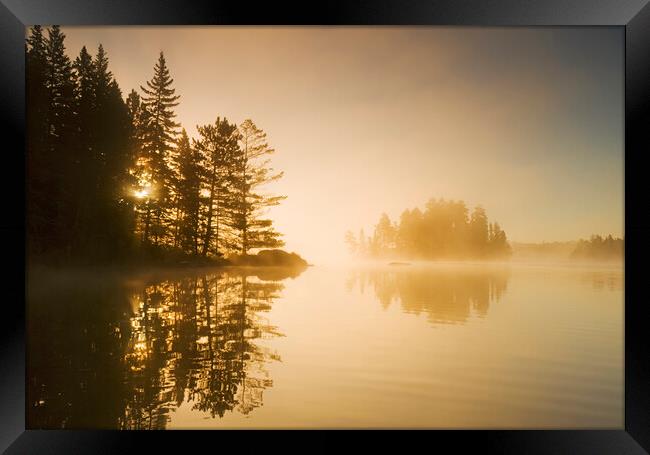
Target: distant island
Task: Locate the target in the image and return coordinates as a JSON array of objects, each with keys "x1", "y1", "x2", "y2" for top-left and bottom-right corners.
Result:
[{"x1": 346, "y1": 198, "x2": 512, "y2": 260}]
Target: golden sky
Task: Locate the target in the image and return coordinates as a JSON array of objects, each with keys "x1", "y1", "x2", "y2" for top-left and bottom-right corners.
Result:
[{"x1": 59, "y1": 26, "x2": 624, "y2": 263}]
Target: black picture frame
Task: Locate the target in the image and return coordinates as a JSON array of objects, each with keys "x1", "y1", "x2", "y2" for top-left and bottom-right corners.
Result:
[{"x1": 1, "y1": 0, "x2": 648, "y2": 452}]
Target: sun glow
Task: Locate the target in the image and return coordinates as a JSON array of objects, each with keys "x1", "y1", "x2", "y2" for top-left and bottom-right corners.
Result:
[{"x1": 134, "y1": 189, "x2": 149, "y2": 199}]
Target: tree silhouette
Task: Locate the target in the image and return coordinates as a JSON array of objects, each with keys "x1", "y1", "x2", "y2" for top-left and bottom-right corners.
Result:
[
  {"x1": 193, "y1": 117, "x2": 239, "y2": 257},
  {"x1": 571, "y1": 235, "x2": 624, "y2": 261},
  {"x1": 231, "y1": 119, "x2": 286, "y2": 255},
  {"x1": 138, "y1": 52, "x2": 181, "y2": 247},
  {"x1": 26, "y1": 27, "x2": 290, "y2": 265},
  {"x1": 348, "y1": 199, "x2": 512, "y2": 260},
  {"x1": 174, "y1": 129, "x2": 202, "y2": 254},
  {"x1": 26, "y1": 25, "x2": 53, "y2": 258}
]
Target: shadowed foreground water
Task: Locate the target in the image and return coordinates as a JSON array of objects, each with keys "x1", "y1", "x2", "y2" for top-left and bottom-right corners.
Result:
[{"x1": 27, "y1": 262, "x2": 623, "y2": 429}]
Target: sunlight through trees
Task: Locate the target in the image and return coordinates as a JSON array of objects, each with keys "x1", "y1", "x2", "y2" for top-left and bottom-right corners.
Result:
[{"x1": 26, "y1": 26, "x2": 287, "y2": 265}]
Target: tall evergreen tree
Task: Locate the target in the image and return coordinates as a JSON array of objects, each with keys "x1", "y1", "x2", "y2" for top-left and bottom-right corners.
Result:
[
  {"x1": 194, "y1": 117, "x2": 239, "y2": 257},
  {"x1": 175, "y1": 129, "x2": 202, "y2": 255},
  {"x1": 126, "y1": 89, "x2": 148, "y2": 192},
  {"x1": 44, "y1": 25, "x2": 77, "y2": 258},
  {"x1": 70, "y1": 45, "x2": 96, "y2": 250},
  {"x1": 372, "y1": 213, "x2": 397, "y2": 258},
  {"x1": 26, "y1": 25, "x2": 51, "y2": 257},
  {"x1": 231, "y1": 119, "x2": 285, "y2": 255},
  {"x1": 100, "y1": 78, "x2": 136, "y2": 258},
  {"x1": 75, "y1": 44, "x2": 134, "y2": 259},
  {"x1": 469, "y1": 206, "x2": 489, "y2": 257},
  {"x1": 138, "y1": 52, "x2": 180, "y2": 247}
]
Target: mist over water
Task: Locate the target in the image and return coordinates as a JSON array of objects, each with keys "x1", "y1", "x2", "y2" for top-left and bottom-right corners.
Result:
[{"x1": 28, "y1": 261, "x2": 622, "y2": 429}]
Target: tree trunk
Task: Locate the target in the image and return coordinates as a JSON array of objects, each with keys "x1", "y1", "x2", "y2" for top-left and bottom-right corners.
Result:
[{"x1": 201, "y1": 164, "x2": 217, "y2": 257}]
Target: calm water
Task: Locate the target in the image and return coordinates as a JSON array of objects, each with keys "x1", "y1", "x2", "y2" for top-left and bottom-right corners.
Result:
[{"x1": 27, "y1": 262, "x2": 623, "y2": 429}]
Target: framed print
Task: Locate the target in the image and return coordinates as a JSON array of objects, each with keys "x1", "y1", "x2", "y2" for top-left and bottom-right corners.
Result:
[{"x1": 1, "y1": 0, "x2": 649, "y2": 452}]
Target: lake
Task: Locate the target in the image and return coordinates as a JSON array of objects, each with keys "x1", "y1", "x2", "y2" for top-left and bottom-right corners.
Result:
[{"x1": 27, "y1": 262, "x2": 623, "y2": 429}]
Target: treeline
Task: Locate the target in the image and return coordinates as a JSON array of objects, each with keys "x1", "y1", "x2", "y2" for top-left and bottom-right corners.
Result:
[
  {"x1": 346, "y1": 198, "x2": 511, "y2": 260},
  {"x1": 570, "y1": 235, "x2": 624, "y2": 261},
  {"x1": 26, "y1": 26, "x2": 285, "y2": 265},
  {"x1": 510, "y1": 241, "x2": 577, "y2": 260}
]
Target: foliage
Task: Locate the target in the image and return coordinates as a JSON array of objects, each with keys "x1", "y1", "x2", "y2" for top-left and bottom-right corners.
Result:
[
  {"x1": 570, "y1": 235, "x2": 624, "y2": 261},
  {"x1": 346, "y1": 198, "x2": 512, "y2": 260},
  {"x1": 228, "y1": 249, "x2": 308, "y2": 268},
  {"x1": 26, "y1": 26, "x2": 287, "y2": 265},
  {"x1": 27, "y1": 26, "x2": 135, "y2": 263}
]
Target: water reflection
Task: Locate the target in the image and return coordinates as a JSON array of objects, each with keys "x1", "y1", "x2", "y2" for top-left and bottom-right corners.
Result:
[
  {"x1": 348, "y1": 265, "x2": 510, "y2": 324},
  {"x1": 28, "y1": 267, "x2": 300, "y2": 429},
  {"x1": 28, "y1": 263, "x2": 623, "y2": 429},
  {"x1": 579, "y1": 269, "x2": 623, "y2": 292}
]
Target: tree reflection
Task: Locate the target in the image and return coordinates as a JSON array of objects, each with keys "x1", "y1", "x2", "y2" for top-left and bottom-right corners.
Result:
[
  {"x1": 579, "y1": 270, "x2": 623, "y2": 292},
  {"x1": 28, "y1": 267, "x2": 295, "y2": 429},
  {"x1": 349, "y1": 266, "x2": 509, "y2": 324}
]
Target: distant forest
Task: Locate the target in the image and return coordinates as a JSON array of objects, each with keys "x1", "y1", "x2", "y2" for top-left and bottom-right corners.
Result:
[
  {"x1": 26, "y1": 26, "x2": 286, "y2": 266},
  {"x1": 510, "y1": 241, "x2": 577, "y2": 260},
  {"x1": 511, "y1": 235, "x2": 623, "y2": 261},
  {"x1": 570, "y1": 235, "x2": 624, "y2": 261},
  {"x1": 346, "y1": 199, "x2": 512, "y2": 260}
]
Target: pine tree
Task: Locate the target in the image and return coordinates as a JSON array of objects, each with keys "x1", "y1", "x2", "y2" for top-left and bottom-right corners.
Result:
[
  {"x1": 126, "y1": 89, "x2": 148, "y2": 187},
  {"x1": 70, "y1": 45, "x2": 96, "y2": 250},
  {"x1": 139, "y1": 52, "x2": 180, "y2": 247},
  {"x1": 26, "y1": 26, "x2": 49, "y2": 153},
  {"x1": 469, "y1": 206, "x2": 489, "y2": 257},
  {"x1": 490, "y1": 222, "x2": 511, "y2": 257},
  {"x1": 175, "y1": 129, "x2": 202, "y2": 255},
  {"x1": 26, "y1": 26, "x2": 51, "y2": 257},
  {"x1": 231, "y1": 119, "x2": 286, "y2": 255},
  {"x1": 194, "y1": 117, "x2": 239, "y2": 257},
  {"x1": 100, "y1": 78, "x2": 136, "y2": 258},
  {"x1": 45, "y1": 26, "x2": 76, "y2": 143},
  {"x1": 44, "y1": 25, "x2": 78, "y2": 258},
  {"x1": 373, "y1": 213, "x2": 397, "y2": 257}
]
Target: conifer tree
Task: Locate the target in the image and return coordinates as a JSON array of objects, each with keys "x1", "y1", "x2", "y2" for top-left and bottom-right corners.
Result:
[
  {"x1": 26, "y1": 26, "x2": 49, "y2": 154},
  {"x1": 231, "y1": 119, "x2": 286, "y2": 255},
  {"x1": 175, "y1": 129, "x2": 202, "y2": 255},
  {"x1": 44, "y1": 25, "x2": 77, "y2": 257},
  {"x1": 26, "y1": 25, "x2": 51, "y2": 257},
  {"x1": 469, "y1": 206, "x2": 489, "y2": 256},
  {"x1": 138, "y1": 52, "x2": 180, "y2": 246},
  {"x1": 100, "y1": 78, "x2": 136, "y2": 257},
  {"x1": 194, "y1": 117, "x2": 239, "y2": 257},
  {"x1": 70, "y1": 45, "x2": 96, "y2": 251},
  {"x1": 126, "y1": 89, "x2": 148, "y2": 192}
]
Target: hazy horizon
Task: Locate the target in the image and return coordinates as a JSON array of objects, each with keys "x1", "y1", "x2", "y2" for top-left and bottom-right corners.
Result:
[{"x1": 57, "y1": 26, "x2": 624, "y2": 264}]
